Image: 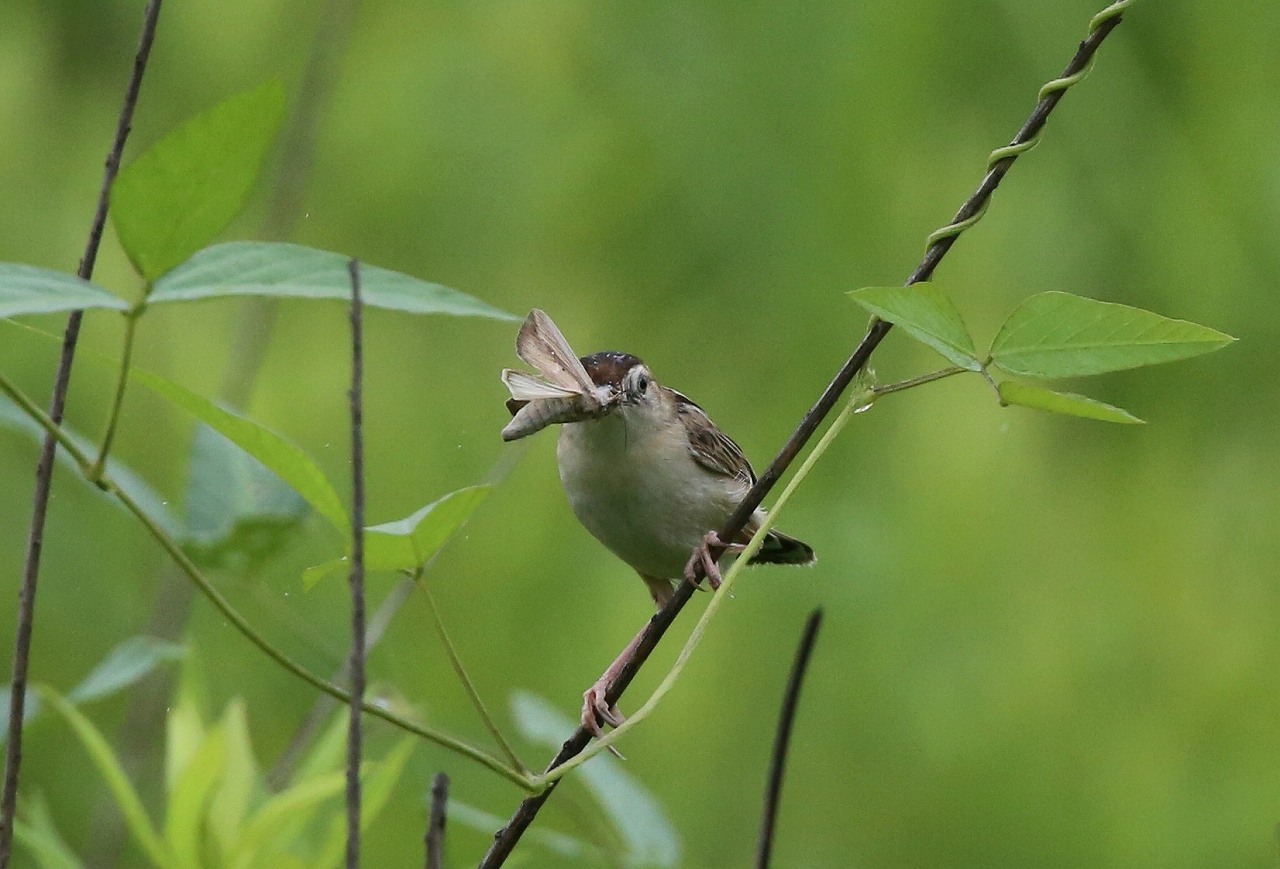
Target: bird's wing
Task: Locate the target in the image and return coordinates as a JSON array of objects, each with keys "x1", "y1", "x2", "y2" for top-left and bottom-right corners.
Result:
[{"x1": 672, "y1": 391, "x2": 756, "y2": 486}]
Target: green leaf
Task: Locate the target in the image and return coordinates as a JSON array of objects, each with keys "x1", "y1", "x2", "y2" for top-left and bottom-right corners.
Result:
[
  {"x1": 207, "y1": 699, "x2": 260, "y2": 861},
  {"x1": 164, "y1": 719, "x2": 228, "y2": 868},
  {"x1": 0, "y1": 395, "x2": 183, "y2": 539},
  {"x1": 112, "y1": 81, "x2": 286, "y2": 280},
  {"x1": 150, "y1": 242, "x2": 517, "y2": 320},
  {"x1": 998, "y1": 381, "x2": 1145, "y2": 424},
  {"x1": 68, "y1": 636, "x2": 185, "y2": 704},
  {"x1": 184, "y1": 423, "x2": 310, "y2": 570},
  {"x1": 511, "y1": 692, "x2": 681, "y2": 867},
  {"x1": 989, "y1": 291, "x2": 1236, "y2": 378},
  {"x1": 166, "y1": 650, "x2": 208, "y2": 795},
  {"x1": 303, "y1": 485, "x2": 491, "y2": 589},
  {"x1": 226, "y1": 771, "x2": 346, "y2": 867},
  {"x1": 0, "y1": 264, "x2": 128, "y2": 317},
  {"x1": 850, "y1": 284, "x2": 982, "y2": 371},
  {"x1": 129, "y1": 367, "x2": 350, "y2": 538},
  {"x1": 12, "y1": 791, "x2": 84, "y2": 869},
  {"x1": 38, "y1": 687, "x2": 170, "y2": 867}
]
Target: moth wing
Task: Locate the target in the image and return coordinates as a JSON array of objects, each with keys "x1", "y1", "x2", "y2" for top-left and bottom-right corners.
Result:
[
  {"x1": 501, "y1": 369, "x2": 581, "y2": 401},
  {"x1": 515, "y1": 309, "x2": 595, "y2": 392}
]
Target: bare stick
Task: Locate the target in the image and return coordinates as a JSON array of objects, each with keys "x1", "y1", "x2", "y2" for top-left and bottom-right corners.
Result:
[
  {"x1": 425, "y1": 772, "x2": 450, "y2": 869},
  {"x1": 0, "y1": 1, "x2": 163, "y2": 863},
  {"x1": 346, "y1": 258, "x2": 366, "y2": 867},
  {"x1": 757, "y1": 609, "x2": 823, "y2": 869},
  {"x1": 479, "y1": 5, "x2": 1133, "y2": 864}
]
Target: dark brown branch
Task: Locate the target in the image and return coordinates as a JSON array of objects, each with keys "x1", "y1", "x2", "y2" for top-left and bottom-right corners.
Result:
[
  {"x1": 0, "y1": 2, "x2": 163, "y2": 864},
  {"x1": 756, "y1": 608, "x2": 824, "y2": 869},
  {"x1": 346, "y1": 258, "x2": 366, "y2": 868},
  {"x1": 425, "y1": 772, "x2": 449, "y2": 869},
  {"x1": 479, "y1": 10, "x2": 1129, "y2": 866}
]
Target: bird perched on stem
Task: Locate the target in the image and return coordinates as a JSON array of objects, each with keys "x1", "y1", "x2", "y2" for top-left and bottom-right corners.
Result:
[{"x1": 502, "y1": 310, "x2": 815, "y2": 735}]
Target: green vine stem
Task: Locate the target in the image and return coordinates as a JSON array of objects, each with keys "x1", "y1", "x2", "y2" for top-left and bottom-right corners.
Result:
[
  {"x1": 412, "y1": 569, "x2": 531, "y2": 776},
  {"x1": 88, "y1": 304, "x2": 144, "y2": 482},
  {"x1": 870, "y1": 366, "x2": 967, "y2": 398},
  {"x1": 0, "y1": 371, "x2": 537, "y2": 792},
  {"x1": 924, "y1": 0, "x2": 1136, "y2": 252}
]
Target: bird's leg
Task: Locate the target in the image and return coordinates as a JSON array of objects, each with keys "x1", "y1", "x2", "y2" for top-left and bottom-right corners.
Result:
[
  {"x1": 684, "y1": 530, "x2": 745, "y2": 591},
  {"x1": 581, "y1": 575, "x2": 674, "y2": 745},
  {"x1": 582, "y1": 627, "x2": 645, "y2": 740}
]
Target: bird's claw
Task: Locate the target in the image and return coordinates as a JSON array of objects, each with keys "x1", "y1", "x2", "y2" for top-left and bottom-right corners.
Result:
[
  {"x1": 684, "y1": 530, "x2": 744, "y2": 591},
  {"x1": 582, "y1": 682, "x2": 627, "y2": 758}
]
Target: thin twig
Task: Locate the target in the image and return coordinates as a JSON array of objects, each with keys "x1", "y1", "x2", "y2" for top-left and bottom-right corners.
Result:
[
  {"x1": 757, "y1": 608, "x2": 824, "y2": 869},
  {"x1": 0, "y1": 1, "x2": 162, "y2": 863},
  {"x1": 346, "y1": 258, "x2": 366, "y2": 868},
  {"x1": 479, "y1": 5, "x2": 1134, "y2": 863},
  {"x1": 425, "y1": 772, "x2": 449, "y2": 869}
]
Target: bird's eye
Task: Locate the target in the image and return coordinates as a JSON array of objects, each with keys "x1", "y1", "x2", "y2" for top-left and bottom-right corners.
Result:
[{"x1": 636, "y1": 374, "x2": 649, "y2": 393}]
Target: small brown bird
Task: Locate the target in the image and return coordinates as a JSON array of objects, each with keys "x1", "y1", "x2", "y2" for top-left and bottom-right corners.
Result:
[{"x1": 502, "y1": 310, "x2": 815, "y2": 734}]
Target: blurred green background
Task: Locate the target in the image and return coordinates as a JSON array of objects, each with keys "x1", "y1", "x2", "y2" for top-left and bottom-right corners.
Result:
[{"x1": 2, "y1": 0, "x2": 1278, "y2": 865}]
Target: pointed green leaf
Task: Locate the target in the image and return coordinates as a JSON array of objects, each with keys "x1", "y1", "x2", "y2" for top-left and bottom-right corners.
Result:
[
  {"x1": 511, "y1": 692, "x2": 681, "y2": 867},
  {"x1": 226, "y1": 771, "x2": 346, "y2": 866},
  {"x1": 850, "y1": 284, "x2": 982, "y2": 371},
  {"x1": 990, "y1": 292, "x2": 1235, "y2": 378},
  {"x1": 207, "y1": 699, "x2": 260, "y2": 860},
  {"x1": 68, "y1": 636, "x2": 185, "y2": 704},
  {"x1": 998, "y1": 381, "x2": 1144, "y2": 424},
  {"x1": 166, "y1": 648, "x2": 208, "y2": 795},
  {"x1": 184, "y1": 423, "x2": 310, "y2": 570},
  {"x1": 38, "y1": 687, "x2": 170, "y2": 867},
  {"x1": 0, "y1": 264, "x2": 127, "y2": 317},
  {"x1": 303, "y1": 486, "x2": 491, "y2": 588},
  {"x1": 129, "y1": 367, "x2": 350, "y2": 538},
  {"x1": 150, "y1": 242, "x2": 517, "y2": 320},
  {"x1": 112, "y1": 81, "x2": 286, "y2": 280},
  {"x1": 165, "y1": 720, "x2": 228, "y2": 867},
  {"x1": 365, "y1": 485, "x2": 491, "y2": 571}
]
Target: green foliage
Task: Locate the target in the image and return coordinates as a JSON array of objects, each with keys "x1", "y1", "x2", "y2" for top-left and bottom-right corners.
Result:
[
  {"x1": 24, "y1": 655, "x2": 415, "y2": 868},
  {"x1": 128, "y1": 366, "x2": 351, "y2": 539},
  {"x1": 150, "y1": 242, "x2": 518, "y2": 320},
  {"x1": 67, "y1": 637, "x2": 185, "y2": 704},
  {"x1": 0, "y1": 265, "x2": 126, "y2": 317},
  {"x1": 852, "y1": 283, "x2": 1233, "y2": 423},
  {"x1": 303, "y1": 485, "x2": 492, "y2": 588},
  {"x1": 111, "y1": 82, "x2": 287, "y2": 281},
  {"x1": 989, "y1": 291, "x2": 1235, "y2": 377},
  {"x1": 183, "y1": 423, "x2": 311, "y2": 570},
  {"x1": 849, "y1": 285, "x2": 982, "y2": 371},
  {"x1": 997, "y1": 381, "x2": 1144, "y2": 424},
  {"x1": 12, "y1": 793, "x2": 81, "y2": 869},
  {"x1": 0, "y1": 391, "x2": 183, "y2": 537}
]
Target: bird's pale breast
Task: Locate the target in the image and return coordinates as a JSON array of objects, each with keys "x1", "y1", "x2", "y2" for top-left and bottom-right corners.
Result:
[{"x1": 557, "y1": 408, "x2": 747, "y2": 580}]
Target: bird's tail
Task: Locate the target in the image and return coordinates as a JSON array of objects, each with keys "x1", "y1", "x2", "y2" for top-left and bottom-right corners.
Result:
[{"x1": 748, "y1": 529, "x2": 816, "y2": 567}]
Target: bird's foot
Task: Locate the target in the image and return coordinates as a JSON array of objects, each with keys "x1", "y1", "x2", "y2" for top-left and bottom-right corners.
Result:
[
  {"x1": 582, "y1": 680, "x2": 627, "y2": 758},
  {"x1": 684, "y1": 530, "x2": 744, "y2": 592}
]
